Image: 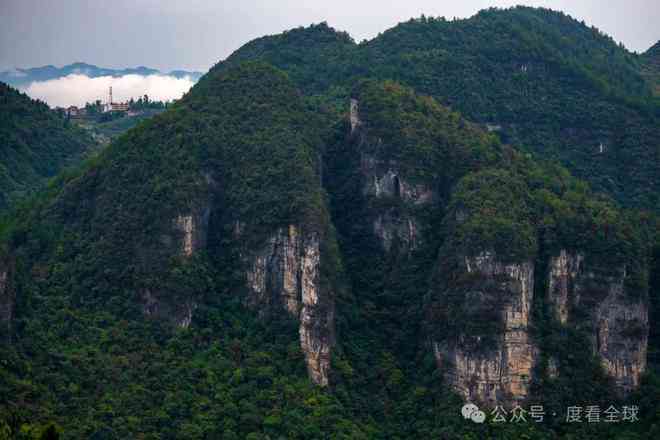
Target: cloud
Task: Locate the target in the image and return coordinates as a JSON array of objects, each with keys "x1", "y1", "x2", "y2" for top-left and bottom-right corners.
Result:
[{"x1": 23, "y1": 73, "x2": 196, "y2": 107}]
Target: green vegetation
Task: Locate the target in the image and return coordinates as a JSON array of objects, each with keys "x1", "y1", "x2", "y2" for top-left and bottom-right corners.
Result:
[
  {"x1": 1, "y1": 7, "x2": 659, "y2": 439},
  {"x1": 642, "y1": 40, "x2": 660, "y2": 97},
  {"x1": 219, "y1": 7, "x2": 660, "y2": 212},
  {"x1": 325, "y1": 80, "x2": 653, "y2": 439},
  {"x1": 0, "y1": 62, "x2": 347, "y2": 438},
  {"x1": 0, "y1": 83, "x2": 95, "y2": 211}
]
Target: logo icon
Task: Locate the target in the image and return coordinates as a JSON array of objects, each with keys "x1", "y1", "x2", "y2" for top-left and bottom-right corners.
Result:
[{"x1": 462, "y1": 403, "x2": 486, "y2": 423}]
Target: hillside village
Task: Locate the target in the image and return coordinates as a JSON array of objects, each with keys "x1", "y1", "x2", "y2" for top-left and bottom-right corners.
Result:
[{"x1": 55, "y1": 86, "x2": 171, "y2": 142}]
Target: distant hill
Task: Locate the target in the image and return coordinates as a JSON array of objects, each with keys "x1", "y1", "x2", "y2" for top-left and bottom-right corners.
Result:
[
  {"x1": 0, "y1": 82, "x2": 96, "y2": 210},
  {"x1": 0, "y1": 62, "x2": 204, "y2": 88}
]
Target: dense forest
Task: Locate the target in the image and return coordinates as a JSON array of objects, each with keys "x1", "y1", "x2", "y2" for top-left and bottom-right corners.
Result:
[
  {"x1": 642, "y1": 40, "x2": 660, "y2": 97},
  {"x1": 0, "y1": 83, "x2": 95, "y2": 212},
  {"x1": 219, "y1": 7, "x2": 660, "y2": 213},
  {"x1": 1, "y1": 6, "x2": 659, "y2": 440}
]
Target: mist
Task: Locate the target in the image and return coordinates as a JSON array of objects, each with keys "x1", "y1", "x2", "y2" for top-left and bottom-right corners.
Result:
[{"x1": 23, "y1": 73, "x2": 197, "y2": 108}]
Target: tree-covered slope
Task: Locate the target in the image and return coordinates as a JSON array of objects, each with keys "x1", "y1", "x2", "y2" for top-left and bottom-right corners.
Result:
[
  {"x1": 642, "y1": 40, "x2": 660, "y2": 97},
  {"x1": 1, "y1": 8, "x2": 659, "y2": 440},
  {"x1": 1, "y1": 66, "x2": 657, "y2": 438},
  {"x1": 216, "y1": 7, "x2": 660, "y2": 212},
  {"x1": 324, "y1": 80, "x2": 654, "y2": 439},
  {"x1": 0, "y1": 62, "x2": 350, "y2": 438},
  {"x1": 360, "y1": 7, "x2": 660, "y2": 211},
  {"x1": 0, "y1": 83, "x2": 95, "y2": 211},
  {"x1": 215, "y1": 23, "x2": 356, "y2": 100}
]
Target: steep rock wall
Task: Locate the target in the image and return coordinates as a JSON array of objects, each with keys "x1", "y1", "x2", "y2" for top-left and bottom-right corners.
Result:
[
  {"x1": 140, "y1": 206, "x2": 210, "y2": 328},
  {"x1": 547, "y1": 250, "x2": 648, "y2": 393},
  {"x1": 353, "y1": 99, "x2": 434, "y2": 254},
  {"x1": 175, "y1": 207, "x2": 210, "y2": 258},
  {"x1": 245, "y1": 225, "x2": 334, "y2": 386},
  {"x1": 434, "y1": 251, "x2": 537, "y2": 406},
  {"x1": 547, "y1": 250, "x2": 583, "y2": 324}
]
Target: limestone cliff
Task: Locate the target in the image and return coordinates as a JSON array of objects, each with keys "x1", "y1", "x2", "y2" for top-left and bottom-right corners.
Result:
[
  {"x1": 245, "y1": 225, "x2": 334, "y2": 386},
  {"x1": 140, "y1": 205, "x2": 210, "y2": 328},
  {"x1": 352, "y1": 98, "x2": 435, "y2": 254},
  {"x1": 547, "y1": 250, "x2": 648, "y2": 393},
  {"x1": 174, "y1": 207, "x2": 210, "y2": 258},
  {"x1": 433, "y1": 251, "x2": 537, "y2": 406}
]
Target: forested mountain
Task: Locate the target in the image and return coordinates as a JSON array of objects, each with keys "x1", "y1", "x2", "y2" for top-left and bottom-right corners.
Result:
[
  {"x1": 0, "y1": 63, "x2": 203, "y2": 88},
  {"x1": 0, "y1": 83, "x2": 95, "y2": 211},
  {"x1": 1, "y1": 6, "x2": 659, "y2": 439},
  {"x1": 218, "y1": 7, "x2": 660, "y2": 212}
]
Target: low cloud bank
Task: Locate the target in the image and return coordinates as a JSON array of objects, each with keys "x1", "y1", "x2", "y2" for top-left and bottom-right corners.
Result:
[{"x1": 24, "y1": 73, "x2": 196, "y2": 107}]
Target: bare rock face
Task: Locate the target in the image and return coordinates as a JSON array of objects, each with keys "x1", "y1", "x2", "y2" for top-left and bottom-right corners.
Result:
[
  {"x1": 246, "y1": 225, "x2": 334, "y2": 386},
  {"x1": 359, "y1": 154, "x2": 433, "y2": 254},
  {"x1": 141, "y1": 288, "x2": 198, "y2": 329},
  {"x1": 434, "y1": 251, "x2": 537, "y2": 406},
  {"x1": 547, "y1": 250, "x2": 648, "y2": 393},
  {"x1": 350, "y1": 98, "x2": 361, "y2": 133},
  {"x1": 174, "y1": 206, "x2": 211, "y2": 258},
  {"x1": 140, "y1": 206, "x2": 210, "y2": 328},
  {"x1": 0, "y1": 255, "x2": 14, "y2": 338},
  {"x1": 349, "y1": 98, "x2": 434, "y2": 254},
  {"x1": 373, "y1": 212, "x2": 419, "y2": 253},
  {"x1": 547, "y1": 250, "x2": 583, "y2": 324}
]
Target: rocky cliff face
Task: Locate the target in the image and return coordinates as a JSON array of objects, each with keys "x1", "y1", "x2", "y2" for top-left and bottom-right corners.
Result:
[
  {"x1": 245, "y1": 225, "x2": 334, "y2": 386},
  {"x1": 175, "y1": 207, "x2": 210, "y2": 258},
  {"x1": 433, "y1": 251, "x2": 537, "y2": 406},
  {"x1": 547, "y1": 250, "x2": 583, "y2": 325},
  {"x1": 139, "y1": 206, "x2": 336, "y2": 386},
  {"x1": 140, "y1": 206, "x2": 211, "y2": 328},
  {"x1": 547, "y1": 250, "x2": 648, "y2": 393},
  {"x1": 432, "y1": 248, "x2": 648, "y2": 406},
  {"x1": 352, "y1": 99, "x2": 434, "y2": 254}
]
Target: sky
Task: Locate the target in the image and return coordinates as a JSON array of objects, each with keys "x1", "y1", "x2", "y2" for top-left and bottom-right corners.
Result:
[{"x1": 1, "y1": 0, "x2": 659, "y2": 73}]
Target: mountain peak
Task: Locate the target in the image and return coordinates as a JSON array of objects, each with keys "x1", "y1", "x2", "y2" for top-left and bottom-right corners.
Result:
[{"x1": 645, "y1": 40, "x2": 660, "y2": 59}]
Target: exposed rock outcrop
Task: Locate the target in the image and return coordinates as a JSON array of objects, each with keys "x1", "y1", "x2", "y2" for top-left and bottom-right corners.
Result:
[
  {"x1": 547, "y1": 250, "x2": 583, "y2": 324},
  {"x1": 354, "y1": 97, "x2": 434, "y2": 253},
  {"x1": 362, "y1": 160, "x2": 429, "y2": 253},
  {"x1": 141, "y1": 288, "x2": 198, "y2": 329},
  {"x1": 547, "y1": 250, "x2": 648, "y2": 393},
  {"x1": 434, "y1": 251, "x2": 537, "y2": 406},
  {"x1": 140, "y1": 206, "x2": 210, "y2": 328},
  {"x1": 175, "y1": 206, "x2": 211, "y2": 258},
  {"x1": 350, "y1": 98, "x2": 361, "y2": 133},
  {"x1": 246, "y1": 225, "x2": 334, "y2": 386}
]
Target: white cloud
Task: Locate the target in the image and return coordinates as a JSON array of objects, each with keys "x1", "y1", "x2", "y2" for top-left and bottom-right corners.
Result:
[{"x1": 23, "y1": 73, "x2": 196, "y2": 107}]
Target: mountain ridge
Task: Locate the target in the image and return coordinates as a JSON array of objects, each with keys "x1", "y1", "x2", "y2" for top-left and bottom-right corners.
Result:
[
  {"x1": 0, "y1": 7, "x2": 659, "y2": 439},
  {"x1": 0, "y1": 63, "x2": 204, "y2": 88},
  {"x1": 0, "y1": 82, "x2": 97, "y2": 212},
  {"x1": 214, "y1": 6, "x2": 660, "y2": 213}
]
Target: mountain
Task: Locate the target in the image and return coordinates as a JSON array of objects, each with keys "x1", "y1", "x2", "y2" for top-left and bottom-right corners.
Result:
[
  {"x1": 218, "y1": 8, "x2": 660, "y2": 213},
  {"x1": 0, "y1": 63, "x2": 345, "y2": 438},
  {"x1": 0, "y1": 62, "x2": 204, "y2": 88},
  {"x1": 1, "y1": 7, "x2": 659, "y2": 439},
  {"x1": 0, "y1": 82, "x2": 96, "y2": 211}
]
